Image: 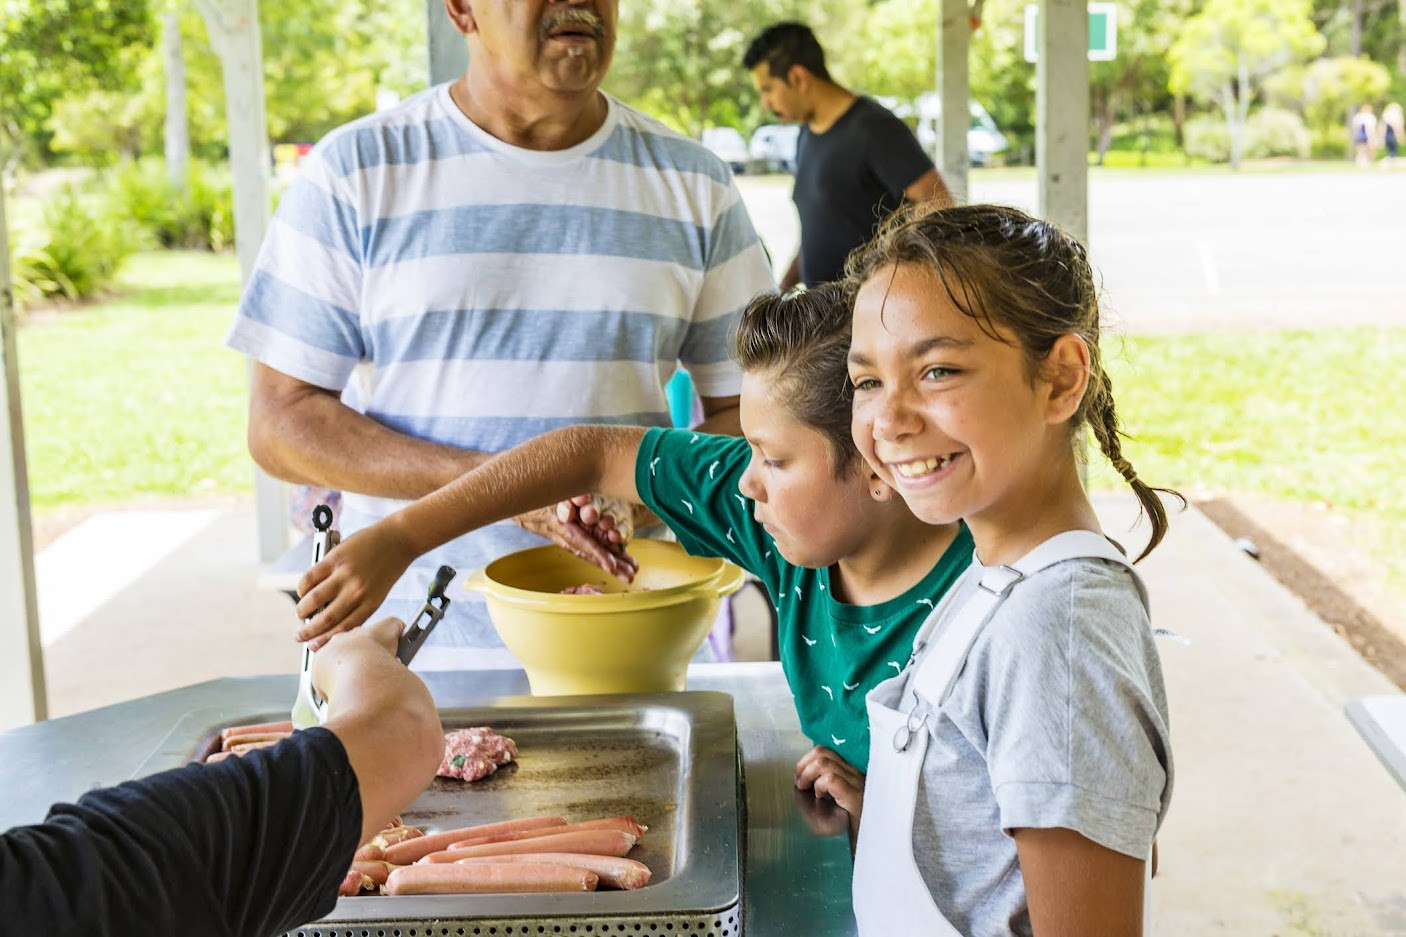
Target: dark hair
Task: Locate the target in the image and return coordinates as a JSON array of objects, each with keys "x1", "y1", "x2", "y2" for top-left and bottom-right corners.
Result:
[
  {"x1": 846, "y1": 203, "x2": 1183, "y2": 560},
  {"x1": 742, "y1": 22, "x2": 832, "y2": 83},
  {"x1": 732, "y1": 282, "x2": 857, "y2": 475}
]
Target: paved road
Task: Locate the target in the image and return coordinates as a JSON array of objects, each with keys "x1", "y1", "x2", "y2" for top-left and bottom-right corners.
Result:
[{"x1": 737, "y1": 169, "x2": 1406, "y2": 334}]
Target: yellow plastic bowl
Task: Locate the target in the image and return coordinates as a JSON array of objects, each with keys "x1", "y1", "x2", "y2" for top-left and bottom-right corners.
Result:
[{"x1": 464, "y1": 539, "x2": 745, "y2": 695}]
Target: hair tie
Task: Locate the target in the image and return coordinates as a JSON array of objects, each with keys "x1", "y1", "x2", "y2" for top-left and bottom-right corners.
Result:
[{"x1": 1113, "y1": 457, "x2": 1137, "y2": 483}]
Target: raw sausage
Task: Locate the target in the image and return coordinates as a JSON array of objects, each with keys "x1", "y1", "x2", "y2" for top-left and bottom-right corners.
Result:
[
  {"x1": 455, "y1": 852, "x2": 651, "y2": 889},
  {"x1": 371, "y1": 825, "x2": 424, "y2": 849},
  {"x1": 350, "y1": 860, "x2": 396, "y2": 886},
  {"x1": 381, "y1": 816, "x2": 567, "y2": 865},
  {"x1": 421, "y1": 829, "x2": 636, "y2": 863},
  {"x1": 384, "y1": 862, "x2": 598, "y2": 895},
  {"x1": 219, "y1": 721, "x2": 293, "y2": 745},
  {"x1": 447, "y1": 816, "x2": 647, "y2": 849}
]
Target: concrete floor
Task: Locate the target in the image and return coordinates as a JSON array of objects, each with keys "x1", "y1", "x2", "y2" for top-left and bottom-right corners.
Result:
[{"x1": 27, "y1": 494, "x2": 1406, "y2": 935}]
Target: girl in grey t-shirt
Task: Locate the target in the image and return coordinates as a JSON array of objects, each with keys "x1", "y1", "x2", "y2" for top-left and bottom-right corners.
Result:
[{"x1": 840, "y1": 203, "x2": 1177, "y2": 935}]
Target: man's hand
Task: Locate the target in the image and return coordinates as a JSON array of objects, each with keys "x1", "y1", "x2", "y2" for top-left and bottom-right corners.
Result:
[
  {"x1": 517, "y1": 503, "x2": 638, "y2": 582},
  {"x1": 795, "y1": 745, "x2": 865, "y2": 822},
  {"x1": 311, "y1": 618, "x2": 444, "y2": 845},
  {"x1": 295, "y1": 525, "x2": 418, "y2": 650}
]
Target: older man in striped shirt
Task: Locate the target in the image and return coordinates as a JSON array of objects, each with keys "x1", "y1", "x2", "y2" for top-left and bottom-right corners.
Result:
[{"x1": 226, "y1": 0, "x2": 775, "y2": 666}]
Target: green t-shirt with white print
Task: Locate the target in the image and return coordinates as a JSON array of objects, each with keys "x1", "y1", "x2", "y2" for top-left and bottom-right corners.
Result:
[{"x1": 635, "y1": 427, "x2": 974, "y2": 770}]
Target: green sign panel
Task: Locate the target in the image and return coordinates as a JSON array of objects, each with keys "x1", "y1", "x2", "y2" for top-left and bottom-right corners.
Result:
[{"x1": 1024, "y1": 3, "x2": 1118, "y2": 62}]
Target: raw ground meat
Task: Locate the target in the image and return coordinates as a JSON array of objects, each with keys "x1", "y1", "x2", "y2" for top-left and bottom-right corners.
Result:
[
  {"x1": 560, "y1": 583, "x2": 606, "y2": 595},
  {"x1": 438, "y1": 727, "x2": 518, "y2": 782}
]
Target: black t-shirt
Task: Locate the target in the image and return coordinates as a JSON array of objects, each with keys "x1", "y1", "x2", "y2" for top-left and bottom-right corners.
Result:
[
  {"x1": 0, "y1": 726, "x2": 362, "y2": 937},
  {"x1": 792, "y1": 96, "x2": 935, "y2": 285}
]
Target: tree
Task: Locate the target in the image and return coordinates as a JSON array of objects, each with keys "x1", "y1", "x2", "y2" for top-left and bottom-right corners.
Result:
[
  {"x1": 968, "y1": 0, "x2": 1037, "y2": 162},
  {"x1": 0, "y1": 0, "x2": 153, "y2": 166},
  {"x1": 1090, "y1": 0, "x2": 1194, "y2": 163},
  {"x1": 1296, "y1": 55, "x2": 1392, "y2": 154},
  {"x1": 163, "y1": 6, "x2": 190, "y2": 186},
  {"x1": 1169, "y1": 0, "x2": 1326, "y2": 168},
  {"x1": 607, "y1": 0, "x2": 854, "y2": 137}
]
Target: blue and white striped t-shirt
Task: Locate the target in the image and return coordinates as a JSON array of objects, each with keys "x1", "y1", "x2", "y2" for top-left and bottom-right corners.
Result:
[{"x1": 227, "y1": 85, "x2": 775, "y2": 657}]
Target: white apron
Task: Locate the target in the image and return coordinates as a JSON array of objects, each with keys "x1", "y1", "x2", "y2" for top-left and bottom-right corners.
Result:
[{"x1": 851, "y1": 531, "x2": 1154, "y2": 936}]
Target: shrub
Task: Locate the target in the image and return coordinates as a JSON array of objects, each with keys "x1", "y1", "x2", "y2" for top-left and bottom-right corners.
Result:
[
  {"x1": 1183, "y1": 116, "x2": 1231, "y2": 163},
  {"x1": 102, "y1": 159, "x2": 235, "y2": 251},
  {"x1": 1243, "y1": 108, "x2": 1311, "y2": 159},
  {"x1": 1301, "y1": 56, "x2": 1392, "y2": 157},
  {"x1": 10, "y1": 188, "x2": 146, "y2": 304}
]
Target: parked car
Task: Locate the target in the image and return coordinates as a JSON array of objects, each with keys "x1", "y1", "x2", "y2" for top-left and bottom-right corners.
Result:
[
  {"x1": 701, "y1": 127, "x2": 749, "y2": 174},
  {"x1": 749, "y1": 124, "x2": 800, "y2": 173},
  {"x1": 912, "y1": 95, "x2": 1009, "y2": 166}
]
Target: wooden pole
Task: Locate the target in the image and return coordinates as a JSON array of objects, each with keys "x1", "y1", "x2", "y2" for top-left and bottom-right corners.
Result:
[
  {"x1": 1036, "y1": 0, "x2": 1089, "y2": 246},
  {"x1": 936, "y1": 0, "x2": 971, "y2": 203},
  {"x1": 195, "y1": 0, "x2": 287, "y2": 562},
  {"x1": 0, "y1": 186, "x2": 48, "y2": 730}
]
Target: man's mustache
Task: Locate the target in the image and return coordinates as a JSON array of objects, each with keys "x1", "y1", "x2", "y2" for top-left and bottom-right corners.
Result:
[{"x1": 539, "y1": 8, "x2": 606, "y2": 41}]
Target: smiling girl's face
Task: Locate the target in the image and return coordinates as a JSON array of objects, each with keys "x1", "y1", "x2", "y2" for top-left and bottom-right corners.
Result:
[{"x1": 847, "y1": 262, "x2": 1070, "y2": 535}]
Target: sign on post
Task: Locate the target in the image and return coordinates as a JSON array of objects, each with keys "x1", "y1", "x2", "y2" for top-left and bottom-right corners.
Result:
[{"x1": 1024, "y1": 2, "x2": 1118, "y2": 62}]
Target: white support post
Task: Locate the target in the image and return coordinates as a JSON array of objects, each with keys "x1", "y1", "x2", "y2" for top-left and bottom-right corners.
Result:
[
  {"x1": 196, "y1": 0, "x2": 287, "y2": 563},
  {"x1": 937, "y1": 0, "x2": 971, "y2": 203},
  {"x1": 1036, "y1": 0, "x2": 1089, "y2": 245},
  {"x1": 0, "y1": 188, "x2": 48, "y2": 730},
  {"x1": 427, "y1": 0, "x2": 466, "y2": 86}
]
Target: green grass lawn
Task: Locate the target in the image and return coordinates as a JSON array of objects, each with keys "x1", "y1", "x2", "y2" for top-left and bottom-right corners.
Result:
[
  {"x1": 17, "y1": 250, "x2": 251, "y2": 509},
  {"x1": 1090, "y1": 327, "x2": 1406, "y2": 588}
]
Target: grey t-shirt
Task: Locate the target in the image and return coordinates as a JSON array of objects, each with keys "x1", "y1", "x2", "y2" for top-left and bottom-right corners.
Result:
[{"x1": 903, "y1": 556, "x2": 1173, "y2": 937}]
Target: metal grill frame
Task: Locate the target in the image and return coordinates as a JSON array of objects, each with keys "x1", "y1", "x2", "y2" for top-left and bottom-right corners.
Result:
[{"x1": 287, "y1": 904, "x2": 742, "y2": 937}]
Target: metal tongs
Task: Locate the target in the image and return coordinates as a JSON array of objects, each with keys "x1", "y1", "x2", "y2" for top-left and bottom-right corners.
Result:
[
  {"x1": 291, "y1": 504, "x2": 341, "y2": 728},
  {"x1": 291, "y1": 504, "x2": 456, "y2": 727}
]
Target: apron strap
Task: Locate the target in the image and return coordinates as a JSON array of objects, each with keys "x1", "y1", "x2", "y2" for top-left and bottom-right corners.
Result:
[{"x1": 894, "y1": 531, "x2": 1149, "y2": 751}]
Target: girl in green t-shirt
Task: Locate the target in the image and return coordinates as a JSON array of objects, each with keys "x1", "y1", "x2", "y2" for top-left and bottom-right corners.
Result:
[{"x1": 297, "y1": 283, "x2": 971, "y2": 797}]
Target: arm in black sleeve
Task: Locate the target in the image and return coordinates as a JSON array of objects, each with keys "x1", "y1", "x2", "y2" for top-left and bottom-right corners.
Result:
[
  {"x1": 865, "y1": 109, "x2": 938, "y2": 197},
  {"x1": 0, "y1": 726, "x2": 361, "y2": 937}
]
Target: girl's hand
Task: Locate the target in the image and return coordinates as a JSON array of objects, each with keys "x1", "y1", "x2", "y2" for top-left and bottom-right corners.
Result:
[
  {"x1": 795, "y1": 745, "x2": 865, "y2": 821},
  {"x1": 295, "y1": 524, "x2": 418, "y2": 650}
]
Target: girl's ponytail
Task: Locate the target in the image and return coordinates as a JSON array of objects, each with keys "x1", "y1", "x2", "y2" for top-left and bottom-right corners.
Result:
[{"x1": 1084, "y1": 369, "x2": 1184, "y2": 561}]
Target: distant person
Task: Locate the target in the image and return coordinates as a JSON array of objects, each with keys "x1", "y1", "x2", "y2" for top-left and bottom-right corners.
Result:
[
  {"x1": 1351, "y1": 104, "x2": 1378, "y2": 169},
  {"x1": 1380, "y1": 102, "x2": 1402, "y2": 168},
  {"x1": 742, "y1": 22, "x2": 952, "y2": 289}
]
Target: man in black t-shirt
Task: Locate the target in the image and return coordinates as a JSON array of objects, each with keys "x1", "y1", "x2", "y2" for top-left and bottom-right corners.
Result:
[
  {"x1": 0, "y1": 618, "x2": 443, "y2": 937},
  {"x1": 743, "y1": 22, "x2": 952, "y2": 289}
]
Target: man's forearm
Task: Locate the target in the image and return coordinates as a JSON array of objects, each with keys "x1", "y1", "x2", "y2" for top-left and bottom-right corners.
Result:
[{"x1": 249, "y1": 364, "x2": 491, "y2": 500}]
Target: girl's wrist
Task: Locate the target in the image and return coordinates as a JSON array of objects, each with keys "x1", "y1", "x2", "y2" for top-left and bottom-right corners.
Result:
[{"x1": 381, "y1": 509, "x2": 430, "y2": 561}]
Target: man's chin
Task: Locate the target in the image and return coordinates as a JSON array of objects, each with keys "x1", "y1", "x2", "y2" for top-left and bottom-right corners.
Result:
[{"x1": 541, "y1": 58, "x2": 608, "y2": 93}]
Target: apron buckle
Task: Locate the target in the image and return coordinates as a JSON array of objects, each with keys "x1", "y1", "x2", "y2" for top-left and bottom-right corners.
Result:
[
  {"x1": 893, "y1": 699, "x2": 929, "y2": 752},
  {"x1": 978, "y1": 565, "x2": 1025, "y2": 596}
]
